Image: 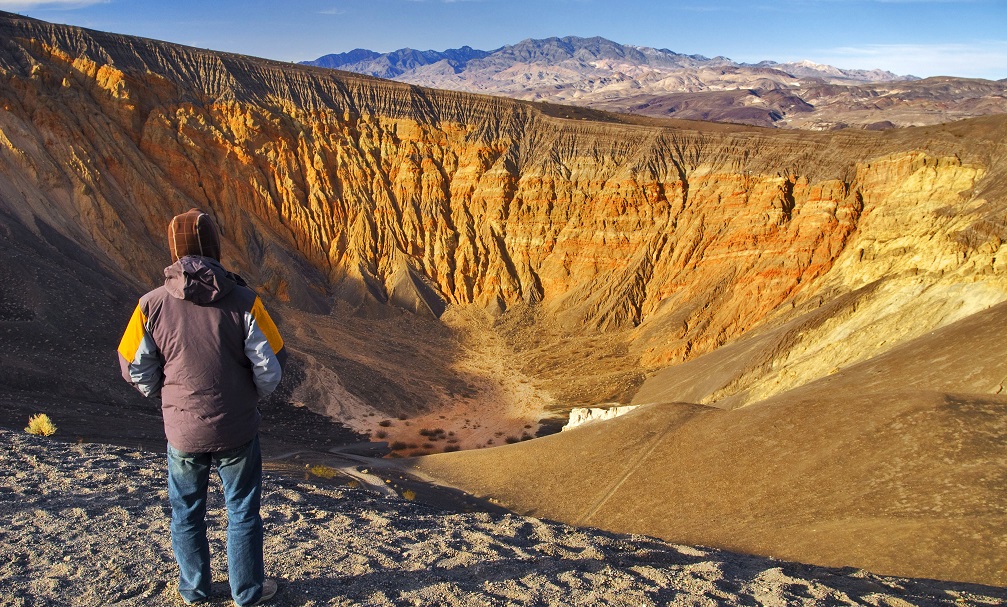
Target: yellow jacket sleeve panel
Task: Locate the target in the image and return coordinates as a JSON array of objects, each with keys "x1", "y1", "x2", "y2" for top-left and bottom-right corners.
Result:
[
  {"x1": 243, "y1": 297, "x2": 287, "y2": 398},
  {"x1": 117, "y1": 302, "x2": 164, "y2": 397},
  {"x1": 117, "y1": 304, "x2": 148, "y2": 363},
  {"x1": 250, "y1": 296, "x2": 284, "y2": 354}
]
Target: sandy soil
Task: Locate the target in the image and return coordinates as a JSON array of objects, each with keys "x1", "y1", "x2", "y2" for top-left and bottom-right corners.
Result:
[
  {"x1": 369, "y1": 307, "x2": 555, "y2": 455},
  {"x1": 3, "y1": 429, "x2": 1006, "y2": 607}
]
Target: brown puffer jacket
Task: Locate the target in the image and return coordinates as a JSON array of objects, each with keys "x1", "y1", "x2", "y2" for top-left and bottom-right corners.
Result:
[{"x1": 117, "y1": 256, "x2": 287, "y2": 452}]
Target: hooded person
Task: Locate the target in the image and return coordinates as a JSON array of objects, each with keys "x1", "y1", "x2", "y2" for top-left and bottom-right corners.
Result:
[{"x1": 117, "y1": 208, "x2": 284, "y2": 606}]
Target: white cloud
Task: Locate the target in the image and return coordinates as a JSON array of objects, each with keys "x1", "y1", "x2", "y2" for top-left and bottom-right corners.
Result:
[{"x1": 807, "y1": 41, "x2": 1007, "y2": 80}]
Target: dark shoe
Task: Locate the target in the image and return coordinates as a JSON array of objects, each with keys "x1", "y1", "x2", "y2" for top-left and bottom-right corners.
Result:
[
  {"x1": 180, "y1": 595, "x2": 208, "y2": 605},
  {"x1": 252, "y1": 578, "x2": 278, "y2": 605},
  {"x1": 177, "y1": 586, "x2": 209, "y2": 605}
]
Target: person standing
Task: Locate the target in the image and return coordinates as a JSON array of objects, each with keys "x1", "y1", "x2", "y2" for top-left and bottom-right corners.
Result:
[{"x1": 117, "y1": 208, "x2": 286, "y2": 606}]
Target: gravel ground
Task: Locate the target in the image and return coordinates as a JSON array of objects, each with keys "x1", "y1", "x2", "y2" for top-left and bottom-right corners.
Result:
[{"x1": 2, "y1": 429, "x2": 1005, "y2": 606}]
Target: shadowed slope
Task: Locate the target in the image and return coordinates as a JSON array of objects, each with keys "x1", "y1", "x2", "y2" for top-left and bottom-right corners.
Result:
[{"x1": 414, "y1": 299, "x2": 1007, "y2": 587}]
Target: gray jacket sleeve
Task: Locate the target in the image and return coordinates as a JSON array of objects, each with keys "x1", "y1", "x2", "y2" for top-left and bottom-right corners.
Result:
[{"x1": 243, "y1": 296, "x2": 287, "y2": 398}]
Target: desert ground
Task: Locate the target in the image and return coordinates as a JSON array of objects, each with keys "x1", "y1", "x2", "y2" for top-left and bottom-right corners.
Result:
[{"x1": 3, "y1": 428, "x2": 1007, "y2": 606}]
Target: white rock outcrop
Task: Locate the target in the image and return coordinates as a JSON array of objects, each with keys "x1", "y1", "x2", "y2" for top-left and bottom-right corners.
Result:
[{"x1": 561, "y1": 405, "x2": 640, "y2": 431}]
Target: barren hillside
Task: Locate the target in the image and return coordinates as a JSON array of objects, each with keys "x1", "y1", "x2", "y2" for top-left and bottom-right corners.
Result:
[
  {"x1": 1, "y1": 12, "x2": 1007, "y2": 588},
  {"x1": 417, "y1": 299, "x2": 1007, "y2": 586},
  {"x1": 2, "y1": 11, "x2": 1007, "y2": 451}
]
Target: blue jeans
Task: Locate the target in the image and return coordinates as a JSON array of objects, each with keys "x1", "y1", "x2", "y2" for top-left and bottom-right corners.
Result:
[{"x1": 167, "y1": 436, "x2": 265, "y2": 606}]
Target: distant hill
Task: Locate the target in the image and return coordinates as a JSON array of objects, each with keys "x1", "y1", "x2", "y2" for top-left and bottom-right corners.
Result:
[
  {"x1": 307, "y1": 45, "x2": 491, "y2": 79},
  {"x1": 303, "y1": 35, "x2": 1007, "y2": 129},
  {"x1": 304, "y1": 36, "x2": 907, "y2": 82}
]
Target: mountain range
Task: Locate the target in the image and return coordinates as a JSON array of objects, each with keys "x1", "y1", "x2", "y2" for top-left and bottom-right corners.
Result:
[
  {"x1": 305, "y1": 36, "x2": 909, "y2": 83},
  {"x1": 303, "y1": 36, "x2": 1007, "y2": 129},
  {"x1": 0, "y1": 11, "x2": 1005, "y2": 588}
]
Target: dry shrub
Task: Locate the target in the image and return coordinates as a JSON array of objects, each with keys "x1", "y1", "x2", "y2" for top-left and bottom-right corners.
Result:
[
  {"x1": 25, "y1": 413, "x2": 56, "y2": 436},
  {"x1": 307, "y1": 464, "x2": 337, "y2": 479}
]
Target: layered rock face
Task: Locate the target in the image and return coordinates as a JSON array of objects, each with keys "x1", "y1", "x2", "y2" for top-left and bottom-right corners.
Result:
[{"x1": 0, "y1": 12, "x2": 1006, "y2": 439}]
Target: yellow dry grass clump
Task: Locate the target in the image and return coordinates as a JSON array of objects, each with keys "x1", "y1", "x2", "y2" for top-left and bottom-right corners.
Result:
[
  {"x1": 307, "y1": 464, "x2": 337, "y2": 479},
  {"x1": 25, "y1": 413, "x2": 56, "y2": 436}
]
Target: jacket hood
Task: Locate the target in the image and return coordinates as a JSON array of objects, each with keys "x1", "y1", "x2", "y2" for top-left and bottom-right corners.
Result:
[{"x1": 164, "y1": 256, "x2": 245, "y2": 304}]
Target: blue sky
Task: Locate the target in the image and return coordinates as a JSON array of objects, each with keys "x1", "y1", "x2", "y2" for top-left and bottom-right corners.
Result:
[{"x1": 1, "y1": 0, "x2": 1004, "y2": 80}]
